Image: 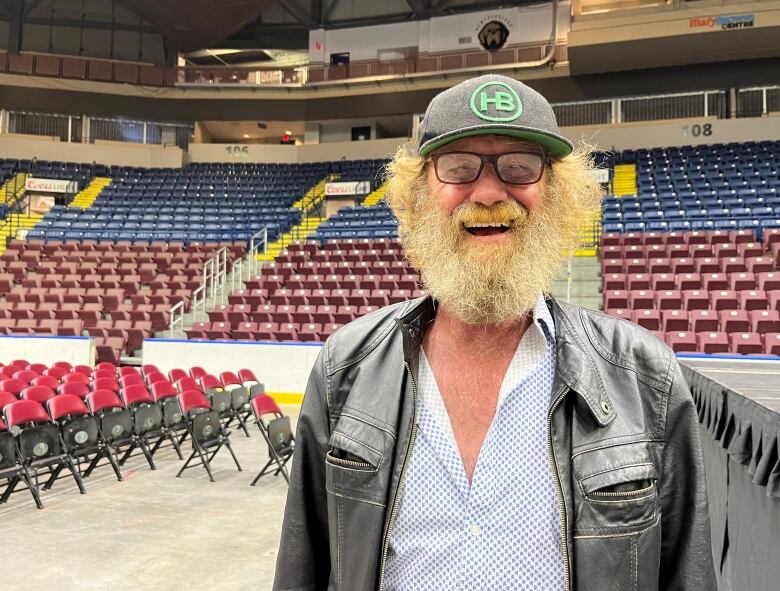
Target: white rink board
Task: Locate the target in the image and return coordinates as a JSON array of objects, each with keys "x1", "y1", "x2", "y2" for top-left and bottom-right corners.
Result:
[
  {"x1": 142, "y1": 339, "x2": 323, "y2": 394},
  {"x1": 0, "y1": 335, "x2": 94, "y2": 366}
]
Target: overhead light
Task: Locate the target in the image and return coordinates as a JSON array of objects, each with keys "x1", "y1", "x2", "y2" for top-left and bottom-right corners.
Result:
[
  {"x1": 243, "y1": 134, "x2": 250, "y2": 138},
  {"x1": 285, "y1": 130, "x2": 292, "y2": 135}
]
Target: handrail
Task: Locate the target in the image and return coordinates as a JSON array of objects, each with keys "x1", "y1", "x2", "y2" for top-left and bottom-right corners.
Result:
[
  {"x1": 249, "y1": 226, "x2": 268, "y2": 278},
  {"x1": 191, "y1": 285, "x2": 206, "y2": 322},
  {"x1": 169, "y1": 300, "x2": 185, "y2": 337}
]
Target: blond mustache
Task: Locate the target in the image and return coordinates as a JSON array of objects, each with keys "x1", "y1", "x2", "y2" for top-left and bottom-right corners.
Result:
[{"x1": 451, "y1": 201, "x2": 529, "y2": 229}]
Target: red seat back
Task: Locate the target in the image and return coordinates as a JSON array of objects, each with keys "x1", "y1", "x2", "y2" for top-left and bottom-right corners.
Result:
[
  {"x1": 0, "y1": 391, "x2": 17, "y2": 410},
  {"x1": 178, "y1": 389, "x2": 211, "y2": 414},
  {"x1": 252, "y1": 394, "x2": 282, "y2": 418},
  {"x1": 32, "y1": 375, "x2": 61, "y2": 390},
  {"x1": 63, "y1": 372, "x2": 90, "y2": 385},
  {"x1": 238, "y1": 368, "x2": 259, "y2": 384},
  {"x1": 59, "y1": 381, "x2": 90, "y2": 399},
  {"x1": 92, "y1": 377, "x2": 119, "y2": 392},
  {"x1": 169, "y1": 368, "x2": 189, "y2": 383},
  {"x1": 86, "y1": 389, "x2": 124, "y2": 413},
  {"x1": 0, "y1": 378, "x2": 27, "y2": 395},
  {"x1": 20, "y1": 386, "x2": 56, "y2": 404},
  {"x1": 13, "y1": 369, "x2": 40, "y2": 384},
  {"x1": 145, "y1": 372, "x2": 169, "y2": 386},
  {"x1": 219, "y1": 371, "x2": 241, "y2": 388},
  {"x1": 151, "y1": 381, "x2": 178, "y2": 401},
  {"x1": 44, "y1": 367, "x2": 69, "y2": 380},
  {"x1": 141, "y1": 364, "x2": 160, "y2": 376},
  {"x1": 176, "y1": 376, "x2": 200, "y2": 392},
  {"x1": 122, "y1": 385, "x2": 153, "y2": 406},
  {"x1": 73, "y1": 365, "x2": 93, "y2": 377},
  {"x1": 47, "y1": 394, "x2": 89, "y2": 421},
  {"x1": 199, "y1": 374, "x2": 223, "y2": 391},
  {"x1": 189, "y1": 366, "x2": 207, "y2": 379},
  {"x1": 4, "y1": 399, "x2": 50, "y2": 427}
]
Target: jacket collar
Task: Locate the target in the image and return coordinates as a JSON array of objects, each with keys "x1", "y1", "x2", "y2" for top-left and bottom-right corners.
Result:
[{"x1": 398, "y1": 295, "x2": 615, "y2": 428}]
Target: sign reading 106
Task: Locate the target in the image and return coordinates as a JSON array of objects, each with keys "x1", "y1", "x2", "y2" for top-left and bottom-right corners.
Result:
[{"x1": 226, "y1": 145, "x2": 249, "y2": 155}]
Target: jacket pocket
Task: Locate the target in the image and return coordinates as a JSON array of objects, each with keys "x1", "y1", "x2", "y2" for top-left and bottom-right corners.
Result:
[
  {"x1": 572, "y1": 441, "x2": 661, "y2": 591},
  {"x1": 324, "y1": 414, "x2": 389, "y2": 507}
]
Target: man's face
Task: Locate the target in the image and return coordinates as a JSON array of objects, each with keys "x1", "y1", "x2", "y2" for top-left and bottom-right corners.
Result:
[
  {"x1": 425, "y1": 135, "x2": 547, "y2": 246},
  {"x1": 399, "y1": 134, "x2": 581, "y2": 325}
]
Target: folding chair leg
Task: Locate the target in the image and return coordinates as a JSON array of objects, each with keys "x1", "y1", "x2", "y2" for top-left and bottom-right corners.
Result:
[
  {"x1": 235, "y1": 413, "x2": 251, "y2": 438},
  {"x1": 168, "y1": 431, "x2": 184, "y2": 460},
  {"x1": 195, "y1": 445, "x2": 216, "y2": 482},
  {"x1": 20, "y1": 464, "x2": 44, "y2": 510},
  {"x1": 118, "y1": 444, "x2": 135, "y2": 466},
  {"x1": 176, "y1": 451, "x2": 197, "y2": 477},
  {"x1": 66, "y1": 458, "x2": 87, "y2": 494},
  {"x1": 224, "y1": 440, "x2": 242, "y2": 471},
  {"x1": 1, "y1": 476, "x2": 20, "y2": 503},
  {"x1": 43, "y1": 464, "x2": 64, "y2": 490},
  {"x1": 138, "y1": 439, "x2": 157, "y2": 470}
]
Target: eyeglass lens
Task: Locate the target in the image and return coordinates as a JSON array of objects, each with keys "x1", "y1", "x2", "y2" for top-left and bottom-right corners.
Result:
[{"x1": 435, "y1": 152, "x2": 544, "y2": 185}]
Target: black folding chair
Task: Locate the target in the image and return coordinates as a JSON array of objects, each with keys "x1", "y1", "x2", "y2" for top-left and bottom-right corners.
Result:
[
  {"x1": 176, "y1": 390, "x2": 242, "y2": 483},
  {"x1": 251, "y1": 395, "x2": 294, "y2": 485}
]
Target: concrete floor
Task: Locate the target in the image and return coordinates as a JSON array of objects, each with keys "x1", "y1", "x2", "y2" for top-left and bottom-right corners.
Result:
[{"x1": 1, "y1": 405, "x2": 300, "y2": 591}]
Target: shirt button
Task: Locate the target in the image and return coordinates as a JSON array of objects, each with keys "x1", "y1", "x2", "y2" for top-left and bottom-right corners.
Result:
[{"x1": 468, "y1": 524, "x2": 481, "y2": 537}]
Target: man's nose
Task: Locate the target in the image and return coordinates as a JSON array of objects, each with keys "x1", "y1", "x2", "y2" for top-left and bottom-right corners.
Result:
[{"x1": 468, "y1": 162, "x2": 508, "y2": 208}]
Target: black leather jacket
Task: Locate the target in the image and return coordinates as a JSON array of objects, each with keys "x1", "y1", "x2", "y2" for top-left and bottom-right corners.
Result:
[{"x1": 274, "y1": 296, "x2": 715, "y2": 591}]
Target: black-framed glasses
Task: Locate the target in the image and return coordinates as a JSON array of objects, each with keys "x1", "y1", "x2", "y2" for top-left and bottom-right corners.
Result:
[{"x1": 430, "y1": 151, "x2": 546, "y2": 185}]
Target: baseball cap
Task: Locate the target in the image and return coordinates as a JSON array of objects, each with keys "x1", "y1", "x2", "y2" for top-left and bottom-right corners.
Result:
[{"x1": 417, "y1": 74, "x2": 573, "y2": 158}]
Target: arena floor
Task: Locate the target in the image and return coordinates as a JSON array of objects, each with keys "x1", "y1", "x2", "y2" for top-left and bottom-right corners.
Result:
[{"x1": 1, "y1": 405, "x2": 301, "y2": 590}]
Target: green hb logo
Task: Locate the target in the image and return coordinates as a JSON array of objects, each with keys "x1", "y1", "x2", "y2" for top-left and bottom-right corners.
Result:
[{"x1": 469, "y1": 81, "x2": 522, "y2": 122}]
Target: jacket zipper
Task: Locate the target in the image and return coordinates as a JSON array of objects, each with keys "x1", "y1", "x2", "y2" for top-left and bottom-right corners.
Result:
[
  {"x1": 325, "y1": 453, "x2": 374, "y2": 471},
  {"x1": 377, "y1": 361, "x2": 419, "y2": 591},
  {"x1": 589, "y1": 481, "x2": 655, "y2": 498},
  {"x1": 547, "y1": 385, "x2": 571, "y2": 591}
]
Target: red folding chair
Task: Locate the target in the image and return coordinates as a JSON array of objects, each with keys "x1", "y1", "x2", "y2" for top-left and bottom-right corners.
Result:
[
  {"x1": 169, "y1": 368, "x2": 189, "y2": 384},
  {"x1": 46, "y1": 394, "x2": 122, "y2": 482},
  {"x1": 63, "y1": 372, "x2": 90, "y2": 385},
  {"x1": 176, "y1": 390, "x2": 242, "y2": 482},
  {"x1": 59, "y1": 381, "x2": 90, "y2": 399},
  {"x1": 120, "y1": 384, "x2": 181, "y2": 463},
  {"x1": 20, "y1": 386, "x2": 56, "y2": 404},
  {"x1": 0, "y1": 378, "x2": 27, "y2": 397},
  {"x1": 1, "y1": 399, "x2": 86, "y2": 509},
  {"x1": 12, "y1": 370, "x2": 40, "y2": 385},
  {"x1": 238, "y1": 368, "x2": 266, "y2": 398},
  {"x1": 251, "y1": 395, "x2": 294, "y2": 485},
  {"x1": 176, "y1": 376, "x2": 201, "y2": 393},
  {"x1": 189, "y1": 366, "x2": 208, "y2": 380},
  {"x1": 86, "y1": 389, "x2": 154, "y2": 472},
  {"x1": 151, "y1": 381, "x2": 187, "y2": 454}
]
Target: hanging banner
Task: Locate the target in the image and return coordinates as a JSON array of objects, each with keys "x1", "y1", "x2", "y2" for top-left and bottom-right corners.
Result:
[
  {"x1": 324, "y1": 180, "x2": 371, "y2": 196},
  {"x1": 25, "y1": 177, "x2": 78, "y2": 193}
]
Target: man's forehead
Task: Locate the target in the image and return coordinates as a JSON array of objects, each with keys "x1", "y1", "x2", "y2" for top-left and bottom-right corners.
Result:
[{"x1": 431, "y1": 134, "x2": 543, "y2": 154}]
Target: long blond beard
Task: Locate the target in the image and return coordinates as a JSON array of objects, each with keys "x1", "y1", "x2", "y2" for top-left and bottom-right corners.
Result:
[{"x1": 400, "y1": 177, "x2": 587, "y2": 325}]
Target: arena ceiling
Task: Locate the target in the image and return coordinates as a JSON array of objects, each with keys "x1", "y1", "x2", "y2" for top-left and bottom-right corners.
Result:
[{"x1": 117, "y1": 0, "x2": 530, "y2": 52}]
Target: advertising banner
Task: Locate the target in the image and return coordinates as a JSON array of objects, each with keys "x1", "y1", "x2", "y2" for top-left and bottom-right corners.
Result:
[
  {"x1": 24, "y1": 177, "x2": 78, "y2": 193},
  {"x1": 324, "y1": 181, "x2": 371, "y2": 196}
]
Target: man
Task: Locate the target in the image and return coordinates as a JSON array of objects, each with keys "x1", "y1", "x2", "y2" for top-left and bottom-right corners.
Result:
[{"x1": 274, "y1": 74, "x2": 715, "y2": 590}]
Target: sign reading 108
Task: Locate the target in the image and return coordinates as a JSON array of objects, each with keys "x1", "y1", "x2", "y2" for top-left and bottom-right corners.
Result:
[{"x1": 681, "y1": 123, "x2": 713, "y2": 138}]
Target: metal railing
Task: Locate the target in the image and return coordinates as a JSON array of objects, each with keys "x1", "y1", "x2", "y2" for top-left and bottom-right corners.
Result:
[
  {"x1": 737, "y1": 85, "x2": 780, "y2": 118},
  {"x1": 550, "y1": 90, "x2": 727, "y2": 127},
  {"x1": 248, "y1": 226, "x2": 269, "y2": 278},
  {"x1": 169, "y1": 300, "x2": 185, "y2": 338},
  {"x1": 167, "y1": 246, "x2": 229, "y2": 336}
]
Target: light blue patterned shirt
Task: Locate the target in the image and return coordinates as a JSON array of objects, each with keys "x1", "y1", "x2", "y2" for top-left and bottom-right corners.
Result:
[{"x1": 384, "y1": 295, "x2": 564, "y2": 590}]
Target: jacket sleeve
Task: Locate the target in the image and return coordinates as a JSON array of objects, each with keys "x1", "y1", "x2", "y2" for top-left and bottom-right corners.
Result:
[
  {"x1": 658, "y1": 359, "x2": 716, "y2": 590},
  {"x1": 273, "y1": 345, "x2": 331, "y2": 591}
]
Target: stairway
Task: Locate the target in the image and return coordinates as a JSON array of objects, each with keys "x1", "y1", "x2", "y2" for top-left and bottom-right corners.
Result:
[
  {"x1": 257, "y1": 216, "x2": 325, "y2": 262},
  {"x1": 0, "y1": 173, "x2": 27, "y2": 206},
  {"x1": 613, "y1": 164, "x2": 637, "y2": 196},
  {"x1": 362, "y1": 181, "x2": 388, "y2": 207},
  {"x1": 550, "y1": 254, "x2": 601, "y2": 311},
  {"x1": 69, "y1": 177, "x2": 111, "y2": 208},
  {"x1": 0, "y1": 212, "x2": 44, "y2": 255},
  {"x1": 293, "y1": 175, "x2": 334, "y2": 212}
]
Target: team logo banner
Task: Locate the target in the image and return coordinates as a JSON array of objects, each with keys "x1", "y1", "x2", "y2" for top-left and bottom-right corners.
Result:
[{"x1": 25, "y1": 177, "x2": 78, "y2": 193}]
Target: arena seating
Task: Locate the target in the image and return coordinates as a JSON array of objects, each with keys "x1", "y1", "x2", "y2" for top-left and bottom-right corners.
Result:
[
  {"x1": 601, "y1": 228, "x2": 780, "y2": 355},
  {"x1": 311, "y1": 203, "x2": 398, "y2": 241},
  {"x1": 0, "y1": 239, "x2": 245, "y2": 360},
  {"x1": 190, "y1": 236, "x2": 423, "y2": 342},
  {"x1": 603, "y1": 141, "x2": 780, "y2": 235}
]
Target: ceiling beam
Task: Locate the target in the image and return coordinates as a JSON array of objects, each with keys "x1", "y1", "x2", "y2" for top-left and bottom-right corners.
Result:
[
  {"x1": 217, "y1": 24, "x2": 309, "y2": 50},
  {"x1": 405, "y1": 0, "x2": 431, "y2": 17},
  {"x1": 278, "y1": 0, "x2": 318, "y2": 28}
]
